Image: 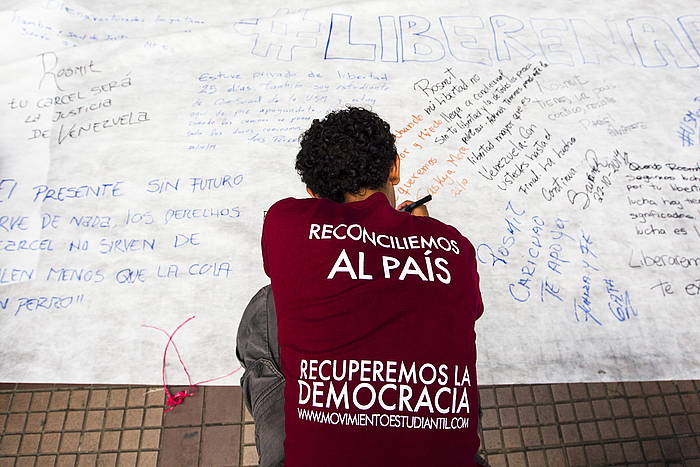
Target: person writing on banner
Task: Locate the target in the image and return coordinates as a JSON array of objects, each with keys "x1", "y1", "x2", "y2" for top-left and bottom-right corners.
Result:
[{"x1": 237, "y1": 107, "x2": 487, "y2": 466}]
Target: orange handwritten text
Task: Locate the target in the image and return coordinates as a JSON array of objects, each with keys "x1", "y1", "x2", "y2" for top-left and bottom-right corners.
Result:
[
  {"x1": 446, "y1": 146, "x2": 470, "y2": 167},
  {"x1": 394, "y1": 114, "x2": 423, "y2": 139},
  {"x1": 397, "y1": 157, "x2": 438, "y2": 196},
  {"x1": 417, "y1": 120, "x2": 443, "y2": 141}
]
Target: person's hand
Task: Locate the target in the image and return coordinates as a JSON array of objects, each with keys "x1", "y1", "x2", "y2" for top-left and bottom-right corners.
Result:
[{"x1": 396, "y1": 199, "x2": 429, "y2": 217}]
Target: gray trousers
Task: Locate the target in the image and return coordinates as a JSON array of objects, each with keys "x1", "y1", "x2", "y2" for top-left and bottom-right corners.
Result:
[
  {"x1": 236, "y1": 285, "x2": 488, "y2": 467},
  {"x1": 236, "y1": 285, "x2": 285, "y2": 467}
]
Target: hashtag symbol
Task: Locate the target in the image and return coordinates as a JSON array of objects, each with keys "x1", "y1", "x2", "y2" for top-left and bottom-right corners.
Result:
[
  {"x1": 234, "y1": 9, "x2": 320, "y2": 61},
  {"x1": 678, "y1": 123, "x2": 695, "y2": 147}
]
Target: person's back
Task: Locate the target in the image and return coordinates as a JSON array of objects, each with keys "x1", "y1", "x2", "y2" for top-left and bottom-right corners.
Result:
[
  {"x1": 263, "y1": 192, "x2": 482, "y2": 466},
  {"x1": 260, "y1": 107, "x2": 484, "y2": 466}
]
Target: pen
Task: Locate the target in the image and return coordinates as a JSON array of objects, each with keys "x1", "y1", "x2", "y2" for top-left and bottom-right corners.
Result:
[{"x1": 400, "y1": 194, "x2": 432, "y2": 212}]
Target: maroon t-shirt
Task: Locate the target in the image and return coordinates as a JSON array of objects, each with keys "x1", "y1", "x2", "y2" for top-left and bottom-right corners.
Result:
[{"x1": 262, "y1": 191, "x2": 483, "y2": 467}]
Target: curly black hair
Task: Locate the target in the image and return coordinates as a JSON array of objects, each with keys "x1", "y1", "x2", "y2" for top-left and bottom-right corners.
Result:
[{"x1": 295, "y1": 107, "x2": 397, "y2": 203}]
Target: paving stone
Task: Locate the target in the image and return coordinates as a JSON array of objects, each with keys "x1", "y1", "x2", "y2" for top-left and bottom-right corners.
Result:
[
  {"x1": 591, "y1": 399, "x2": 612, "y2": 418},
  {"x1": 104, "y1": 410, "x2": 124, "y2": 429},
  {"x1": 513, "y1": 386, "x2": 533, "y2": 404},
  {"x1": 536, "y1": 405, "x2": 556, "y2": 424},
  {"x1": 652, "y1": 416, "x2": 674, "y2": 436},
  {"x1": 658, "y1": 381, "x2": 678, "y2": 394},
  {"x1": 678, "y1": 436, "x2": 700, "y2": 458},
  {"x1": 584, "y1": 444, "x2": 606, "y2": 466},
  {"x1": 44, "y1": 413, "x2": 65, "y2": 432},
  {"x1": 56, "y1": 455, "x2": 77, "y2": 467},
  {"x1": 482, "y1": 429, "x2": 502, "y2": 450},
  {"x1": 526, "y1": 450, "x2": 546, "y2": 466},
  {"x1": 145, "y1": 389, "x2": 164, "y2": 407},
  {"x1": 569, "y1": 383, "x2": 589, "y2": 400},
  {"x1": 501, "y1": 428, "x2": 521, "y2": 448},
  {"x1": 0, "y1": 393, "x2": 12, "y2": 411},
  {"x1": 63, "y1": 411, "x2": 84, "y2": 431},
  {"x1": 663, "y1": 394, "x2": 685, "y2": 415},
  {"x1": 143, "y1": 408, "x2": 162, "y2": 427},
  {"x1": 532, "y1": 385, "x2": 553, "y2": 404},
  {"x1": 36, "y1": 456, "x2": 57, "y2": 467},
  {"x1": 88, "y1": 391, "x2": 108, "y2": 409},
  {"x1": 116, "y1": 452, "x2": 137, "y2": 467},
  {"x1": 97, "y1": 453, "x2": 117, "y2": 467},
  {"x1": 545, "y1": 448, "x2": 566, "y2": 466},
  {"x1": 566, "y1": 446, "x2": 587, "y2": 467},
  {"x1": 6, "y1": 413, "x2": 27, "y2": 433},
  {"x1": 243, "y1": 423, "x2": 256, "y2": 445},
  {"x1": 123, "y1": 409, "x2": 143, "y2": 428},
  {"x1": 84, "y1": 411, "x2": 104, "y2": 431},
  {"x1": 40, "y1": 433, "x2": 61, "y2": 453},
  {"x1": 610, "y1": 398, "x2": 631, "y2": 417},
  {"x1": 77, "y1": 454, "x2": 97, "y2": 467},
  {"x1": 521, "y1": 426, "x2": 540, "y2": 446},
  {"x1": 26, "y1": 413, "x2": 46, "y2": 432},
  {"x1": 495, "y1": 387, "x2": 514, "y2": 405},
  {"x1": 634, "y1": 417, "x2": 656, "y2": 437},
  {"x1": 551, "y1": 384, "x2": 570, "y2": 402},
  {"x1": 681, "y1": 392, "x2": 700, "y2": 412},
  {"x1": 99, "y1": 431, "x2": 120, "y2": 451},
  {"x1": 573, "y1": 401, "x2": 594, "y2": 420},
  {"x1": 119, "y1": 430, "x2": 140, "y2": 451},
  {"x1": 108, "y1": 390, "x2": 128, "y2": 408},
  {"x1": 204, "y1": 386, "x2": 242, "y2": 424},
  {"x1": 621, "y1": 440, "x2": 644, "y2": 463},
  {"x1": 11, "y1": 393, "x2": 32, "y2": 412},
  {"x1": 69, "y1": 391, "x2": 89, "y2": 410},
  {"x1": 59, "y1": 432, "x2": 80, "y2": 452},
  {"x1": 243, "y1": 405, "x2": 253, "y2": 423},
  {"x1": 19, "y1": 433, "x2": 41, "y2": 455},
  {"x1": 79, "y1": 432, "x2": 100, "y2": 452},
  {"x1": 478, "y1": 387, "x2": 496, "y2": 408},
  {"x1": 30, "y1": 393, "x2": 51, "y2": 412},
  {"x1": 615, "y1": 418, "x2": 636, "y2": 438},
  {"x1": 485, "y1": 453, "x2": 505, "y2": 467},
  {"x1": 641, "y1": 439, "x2": 663, "y2": 461},
  {"x1": 623, "y1": 381, "x2": 644, "y2": 396},
  {"x1": 0, "y1": 434, "x2": 21, "y2": 455},
  {"x1": 127, "y1": 388, "x2": 146, "y2": 408},
  {"x1": 201, "y1": 425, "x2": 240, "y2": 466},
  {"x1": 242, "y1": 445, "x2": 259, "y2": 466},
  {"x1": 555, "y1": 403, "x2": 575, "y2": 422},
  {"x1": 579, "y1": 421, "x2": 599, "y2": 441},
  {"x1": 640, "y1": 381, "x2": 661, "y2": 395},
  {"x1": 659, "y1": 438, "x2": 682, "y2": 459},
  {"x1": 141, "y1": 429, "x2": 160, "y2": 450},
  {"x1": 159, "y1": 427, "x2": 200, "y2": 466},
  {"x1": 136, "y1": 451, "x2": 158, "y2": 467},
  {"x1": 603, "y1": 443, "x2": 625, "y2": 464},
  {"x1": 498, "y1": 407, "x2": 517, "y2": 427},
  {"x1": 162, "y1": 388, "x2": 202, "y2": 427},
  {"x1": 560, "y1": 423, "x2": 581, "y2": 443},
  {"x1": 505, "y1": 451, "x2": 526, "y2": 467},
  {"x1": 586, "y1": 383, "x2": 606, "y2": 398},
  {"x1": 517, "y1": 406, "x2": 537, "y2": 425},
  {"x1": 628, "y1": 398, "x2": 649, "y2": 417},
  {"x1": 540, "y1": 425, "x2": 561, "y2": 445}
]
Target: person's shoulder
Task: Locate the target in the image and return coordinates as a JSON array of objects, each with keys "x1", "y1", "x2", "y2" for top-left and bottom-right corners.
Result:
[
  {"x1": 265, "y1": 197, "x2": 331, "y2": 228},
  {"x1": 413, "y1": 215, "x2": 465, "y2": 238},
  {"x1": 266, "y1": 197, "x2": 314, "y2": 216},
  {"x1": 413, "y1": 215, "x2": 476, "y2": 251}
]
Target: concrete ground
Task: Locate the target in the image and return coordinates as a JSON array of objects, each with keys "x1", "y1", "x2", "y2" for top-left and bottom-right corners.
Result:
[{"x1": 1, "y1": 380, "x2": 699, "y2": 466}]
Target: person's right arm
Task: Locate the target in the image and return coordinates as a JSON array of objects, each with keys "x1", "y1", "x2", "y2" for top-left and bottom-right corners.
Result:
[{"x1": 396, "y1": 199, "x2": 429, "y2": 217}]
